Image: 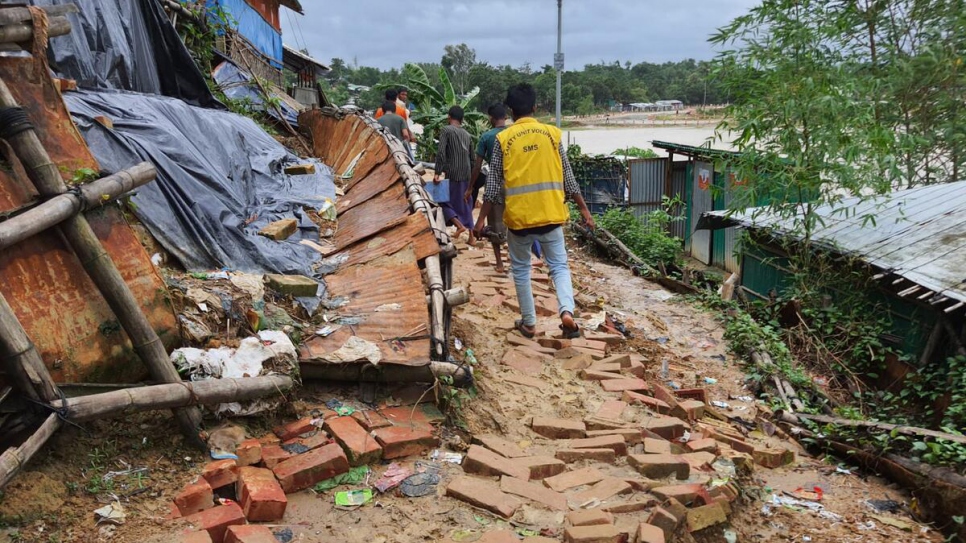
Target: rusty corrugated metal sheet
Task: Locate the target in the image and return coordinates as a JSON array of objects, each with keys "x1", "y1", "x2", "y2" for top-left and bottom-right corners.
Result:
[
  {"x1": 298, "y1": 108, "x2": 447, "y2": 367},
  {"x1": 0, "y1": 53, "x2": 178, "y2": 383}
]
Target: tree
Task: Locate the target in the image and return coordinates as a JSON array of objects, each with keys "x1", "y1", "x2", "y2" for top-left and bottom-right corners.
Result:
[
  {"x1": 328, "y1": 57, "x2": 346, "y2": 81},
  {"x1": 441, "y1": 43, "x2": 477, "y2": 95}
]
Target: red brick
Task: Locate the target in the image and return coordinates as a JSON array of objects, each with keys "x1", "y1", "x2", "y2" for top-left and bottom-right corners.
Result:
[
  {"x1": 674, "y1": 388, "x2": 709, "y2": 404},
  {"x1": 580, "y1": 369, "x2": 624, "y2": 381},
  {"x1": 555, "y1": 448, "x2": 617, "y2": 464},
  {"x1": 679, "y1": 452, "x2": 717, "y2": 471},
  {"x1": 480, "y1": 294, "x2": 506, "y2": 308},
  {"x1": 569, "y1": 434, "x2": 627, "y2": 456},
  {"x1": 537, "y1": 337, "x2": 571, "y2": 350},
  {"x1": 686, "y1": 502, "x2": 728, "y2": 532},
  {"x1": 571, "y1": 338, "x2": 608, "y2": 352},
  {"x1": 282, "y1": 431, "x2": 330, "y2": 452},
  {"x1": 501, "y1": 347, "x2": 545, "y2": 374},
  {"x1": 594, "y1": 400, "x2": 627, "y2": 422},
  {"x1": 531, "y1": 417, "x2": 586, "y2": 439},
  {"x1": 377, "y1": 406, "x2": 432, "y2": 430},
  {"x1": 587, "y1": 362, "x2": 623, "y2": 373},
  {"x1": 446, "y1": 476, "x2": 522, "y2": 518},
  {"x1": 646, "y1": 507, "x2": 681, "y2": 541},
  {"x1": 351, "y1": 410, "x2": 392, "y2": 430},
  {"x1": 560, "y1": 353, "x2": 597, "y2": 370},
  {"x1": 628, "y1": 454, "x2": 690, "y2": 480},
  {"x1": 507, "y1": 334, "x2": 557, "y2": 354},
  {"x1": 500, "y1": 476, "x2": 568, "y2": 511},
  {"x1": 640, "y1": 417, "x2": 687, "y2": 440},
  {"x1": 478, "y1": 530, "x2": 522, "y2": 543},
  {"x1": 643, "y1": 437, "x2": 672, "y2": 455},
  {"x1": 372, "y1": 426, "x2": 438, "y2": 459},
  {"x1": 464, "y1": 445, "x2": 531, "y2": 480},
  {"x1": 569, "y1": 477, "x2": 633, "y2": 506},
  {"x1": 167, "y1": 502, "x2": 183, "y2": 520},
  {"x1": 583, "y1": 332, "x2": 624, "y2": 346},
  {"x1": 566, "y1": 509, "x2": 613, "y2": 526},
  {"x1": 543, "y1": 467, "x2": 605, "y2": 492},
  {"x1": 563, "y1": 525, "x2": 621, "y2": 543},
  {"x1": 175, "y1": 478, "x2": 214, "y2": 516},
  {"x1": 273, "y1": 417, "x2": 317, "y2": 441},
  {"x1": 678, "y1": 400, "x2": 706, "y2": 421},
  {"x1": 475, "y1": 434, "x2": 527, "y2": 458},
  {"x1": 236, "y1": 439, "x2": 261, "y2": 467},
  {"x1": 650, "y1": 385, "x2": 682, "y2": 413},
  {"x1": 686, "y1": 438, "x2": 719, "y2": 454},
  {"x1": 753, "y1": 447, "x2": 795, "y2": 468},
  {"x1": 224, "y1": 525, "x2": 276, "y2": 543},
  {"x1": 624, "y1": 360, "x2": 646, "y2": 378},
  {"x1": 323, "y1": 416, "x2": 383, "y2": 466},
  {"x1": 258, "y1": 434, "x2": 280, "y2": 446},
  {"x1": 622, "y1": 391, "x2": 670, "y2": 414},
  {"x1": 651, "y1": 484, "x2": 712, "y2": 506},
  {"x1": 185, "y1": 503, "x2": 246, "y2": 543},
  {"x1": 272, "y1": 443, "x2": 349, "y2": 493},
  {"x1": 601, "y1": 497, "x2": 659, "y2": 513},
  {"x1": 236, "y1": 467, "x2": 286, "y2": 522},
  {"x1": 201, "y1": 460, "x2": 238, "y2": 490},
  {"x1": 179, "y1": 532, "x2": 214, "y2": 543},
  {"x1": 585, "y1": 429, "x2": 642, "y2": 445},
  {"x1": 584, "y1": 417, "x2": 632, "y2": 431},
  {"x1": 512, "y1": 456, "x2": 567, "y2": 479},
  {"x1": 594, "y1": 353, "x2": 631, "y2": 367},
  {"x1": 600, "y1": 378, "x2": 648, "y2": 393},
  {"x1": 259, "y1": 445, "x2": 293, "y2": 469},
  {"x1": 636, "y1": 523, "x2": 666, "y2": 543}
]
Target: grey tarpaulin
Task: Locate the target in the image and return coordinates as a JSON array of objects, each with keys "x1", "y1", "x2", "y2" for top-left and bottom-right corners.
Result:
[{"x1": 64, "y1": 88, "x2": 336, "y2": 276}]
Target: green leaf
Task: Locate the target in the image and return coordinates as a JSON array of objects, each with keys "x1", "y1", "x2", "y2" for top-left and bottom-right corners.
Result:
[{"x1": 439, "y1": 67, "x2": 456, "y2": 106}]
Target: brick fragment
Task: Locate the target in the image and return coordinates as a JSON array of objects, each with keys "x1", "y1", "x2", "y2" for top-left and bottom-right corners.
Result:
[
  {"x1": 272, "y1": 443, "x2": 349, "y2": 493},
  {"x1": 236, "y1": 467, "x2": 286, "y2": 522},
  {"x1": 446, "y1": 476, "x2": 521, "y2": 518},
  {"x1": 500, "y1": 476, "x2": 568, "y2": 511},
  {"x1": 593, "y1": 400, "x2": 627, "y2": 422},
  {"x1": 537, "y1": 337, "x2": 571, "y2": 350},
  {"x1": 507, "y1": 334, "x2": 557, "y2": 354},
  {"x1": 273, "y1": 417, "x2": 317, "y2": 441},
  {"x1": 282, "y1": 431, "x2": 330, "y2": 452},
  {"x1": 585, "y1": 429, "x2": 642, "y2": 445},
  {"x1": 580, "y1": 369, "x2": 624, "y2": 381},
  {"x1": 651, "y1": 483, "x2": 711, "y2": 506},
  {"x1": 323, "y1": 416, "x2": 383, "y2": 466},
  {"x1": 513, "y1": 456, "x2": 567, "y2": 480},
  {"x1": 646, "y1": 507, "x2": 681, "y2": 541},
  {"x1": 184, "y1": 503, "x2": 246, "y2": 543},
  {"x1": 584, "y1": 417, "x2": 632, "y2": 432},
  {"x1": 569, "y1": 434, "x2": 627, "y2": 455},
  {"x1": 709, "y1": 431, "x2": 755, "y2": 454},
  {"x1": 201, "y1": 460, "x2": 238, "y2": 490},
  {"x1": 679, "y1": 452, "x2": 717, "y2": 471},
  {"x1": 351, "y1": 410, "x2": 392, "y2": 430},
  {"x1": 641, "y1": 417, "x2": 687, "y2": 441},
  {"x1": 674, "y1": 388, "x2": 709, "y2": 404},
  {"x1": 175, "y1": 478, "x2": 214, "y2": 516},
  {"x1": 260, "y1": 445, "x2": 293, "y2": 469},
  {"x1": 643, "y1": 437, "x2": 672, "y2": 455},
  {"x1": 594, "y1": 353, "x2": 631, "y2": 368},
  {"x1": 563, "y1": 525, "x2": 621, "y2": 543},
  {"x1": 180, "y1": 532, "x2": 214, "y2": 543},
  {"x1": 753, "y1": 447, "x2": 796, "y2": 468},
  {"x1": 543, "y1": 467, "x2": 605, "y2": 492},
  {"x1": 264, "y1": 274, "x2": 318, "y2": 297},
  {"x1": 628, "y1": 454, "x2": 690, "y2": 480},
  {"x1": 224, "y1": 525, "x2": 276, "y2": 543},
  {"x1": 586, "y1": 362, "x2": 623, "y2": 373},
  {"x1": 583, "y1": 332, "x2": 624, "y2": 346},
  {"x1": 372, "y1": 426, "x2": 438, "y2": 459},
  {"x1": 555, "y1": 448, "x2": 617, "y2": 464},
  {"x1": 636, "y1": 523, "x2": 666, "y2": 543},
  {"x1": 258, "y1": 219, "x2": 298, "y2": 241},
  {"x1": 622, "y1": 391, "x2": 670, "y2": 414},
  {"x1": 566, "y1": 509, "x2": 614, "y2": 526},
  {"x1": 377, "y1": 405, "x2": 433, "y2": 430},
  {"x1": 531, "y1": 417, "x2": 586, "y2": 439},
  {"x1": 501, "y1": 348, "x2": 545, "y2": 374},
  {"x1": 463, "y1": 445, "x2": 532, "y2": 480},
  {"x1": 600, "y1": 378, "x2": 648, "y2": 393},
  {"x1": 686, "y1": 438, "x2": 719, "y2": 454},
  {"x1": 600, "y1": 496, "x2": 659, "y2": 513},
  {"x1": 475, "y1": 434, "x2": 527, "y2": 458},
  {"x1": 650, "y1": 384, "x2": 682, "y2": 414},
  {"x1": 236, "y1": 439, "x2": 261, "y2": 467},
  {"x1": 560, "y1": 352, "x2": 596, "y2": 370},
  {"x1": 571, "y1": 338, "x2": 608, "y2": 352},
  {"x1": 678, "y1": 400, "x2": 706, "y2": 421},
  {"x1": 686, "y1": 502, "x2": 728, "y2": 532},
  {"x1": 569, "y1": 477, "x2": 633, "y2": 506}
]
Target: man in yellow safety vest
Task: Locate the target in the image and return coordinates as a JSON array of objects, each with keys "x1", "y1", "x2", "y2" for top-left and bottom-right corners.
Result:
[{"x1": 473, "y1": 83, "x2": 596, "y2": 340}]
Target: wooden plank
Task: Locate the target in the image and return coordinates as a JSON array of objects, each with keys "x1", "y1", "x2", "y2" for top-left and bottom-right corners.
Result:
[{"x1": 333, "y1": 182, "x2": 409, "y2": 251}]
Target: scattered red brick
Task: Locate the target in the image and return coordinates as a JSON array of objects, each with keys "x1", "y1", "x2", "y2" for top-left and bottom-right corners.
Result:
[
  {"x1": 563, "y1": 524, "x2": 621, "y2": 543},
  {"x1": 622, "y1": 391, "x2": 670, "y2": 414},
  {"x1": 175, "y1": 478, "x2": 214, "y2": 517},
  {"x1": 531, "y1": 417, "x2": 586, "y2": 439},
  {"x1": 587, "y1": 361, "x2": 623, "y2": 373},
  {"x1": 560, "y1": 353, "x2": 597, "y2": 370},
  {"x1": 566, "y1": 509, "x2": 614, "y2": 526},
  {"x1": 259, "y1": 445, "x2": 293, "y2": 469},
  {"x1": 352, "y1": 410, "x2": 392, "y2": 430},
  {"x1": 677, "y1": 399, "x2": 706, "y2": 421},
  {"x1": 686, "y1": 502, "x2": 728, "y2": 532},
  {"x1": 282, "y1": 431, "x2": 330, "y2": 452},
  {"x1": 636, "y1": 522, "x2": 666, "y2": 543},
  {"x1": 640, "y1": 417, "x2": 687, "y2": 441},
  {"x1": 568, "y1": 434, "x2": 627, "y2": 456},
  {"x1": 378, "y1": 405, "x2": 432, "y2": 430},
  {"x1": 679, "y1": 452, "x2": 717, "y2": 471},
  {"x1": 513, "y1": 456, "x2": 567, "y2": 479},
  {"x1": 372, "y1": 426, "x2": 439, "y2": 459},
  {"x1": 646, "y1": 507, "x2": 681, "y2": 541},
  {"x1": 650, "y1": 384, "x2": 682, "y2": 411},
  {"x1": 600, "y1": 378, "x2": 648, "y2": 393},
  {"x1": 601, "y1": 497, "x2": 659, "y2": 513},
  {"x1": 273, "y1": 417, "x2": 317, "y2": 441},
  {"x1": 184, "y1": 503, "x2": 246, "y2": 543},
  {"x1": 537, "y1": 337, "x2": 571, "y2": 350},
  {"x1": 464, "y1": 445, "x2": 532, "y2": 480},
  {"x1": 224, "y1": 525, "x2": 277, "y2": 543},
  {"x1": 624, "y1": 360, "x2": 646, "y2": 378},
  {"x1": 571, "y1": 338, "x2": 608, "y2": 353},
  {"x1": 543, "y1": 466, "x2": 606, "y2": 492},
  {"x1": 501, "y1": 348, "x2": 545, "y2": 374},
  {"x1": 475, "y1": 434, "x2": 527, "y2": 458},
  {"x1": 651, "y1": 483, "x2": 712, "y2": 506},
  {"x1": 585, "y1": 429, "x2": 642, "y2": 445},
  {"x1": 569, "y1": 477, "x2": 633, "y2": 505},
  {"x1": 324, "y1": 416, "x2": 383, "y2": 466},
  {"x1": 628, "y1": 454, "x2": 690, "y2": 480},
  {"x1": 594, "y1": 353, "x2": 631, "y2": 367},
  {"x1": 201, "y1": 460, "x2": 238, "y2": 490},
  {"x1": 272, "y1": 443, "x2": 349, "y2": 493},
  {"x1": 236, "y1": 467, "x2": 286, "y2": 522},
  {"x1": 674, "y1": 388, "x2": 709, "y2": 404},
  {"x1": 235, "y1": 439, "x2": 261, "y2": 467},
  {"x1": 643, "y1": 437, "x2": 672, "y2": 455},
  {"x1": 500, "y1": 475, "x2": 568, "y2": 511},
  {"x1": 753, "y1": 447, "x2": 795, "y2": 468},
  {"x1": 446, "y1": 476, "x2": 522, "y2": 518},
  {"x1": 507, "y1": 333, "x2": 557, "y2": 354},
  {"x1": 686, "y1": 438, "x2": 719, "y2": 454},
  {"x1": 583, "y1": 332, "x2": 624, "y2": 346},
  {"x1": 580, "y1": 369, "x2": 625, "y2": 381},
  {"x1": 179, "y1": 532, "x2": 214, "y2": 543},
  {"x1": 555, "y1": 448, "x2": 617, "y2": 464}
]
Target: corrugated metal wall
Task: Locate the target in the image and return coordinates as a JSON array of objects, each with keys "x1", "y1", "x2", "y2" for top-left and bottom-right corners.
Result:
[
  {"x1": 722, "y1": 172, "x2": 740, "y2": 273},
  {"x1": 670, "y1": 162, "x2": 688, "y2": 240},
  {"x1": 628, "y1": 158, "x2": 665, "y2": 233},
  {"x1": 690, "y1": 161, "x2": 713, "y2": 264}
]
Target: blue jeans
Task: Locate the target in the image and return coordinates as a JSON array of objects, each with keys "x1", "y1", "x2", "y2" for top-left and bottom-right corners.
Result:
[{"x1": 507, "y1": 226, "x2": 575, "y2": 326}]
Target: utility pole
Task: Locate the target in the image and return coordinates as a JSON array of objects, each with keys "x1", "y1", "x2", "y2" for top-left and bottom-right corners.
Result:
[{"x1": 555, "y1": 0, "x2": 563, "y2": 128}]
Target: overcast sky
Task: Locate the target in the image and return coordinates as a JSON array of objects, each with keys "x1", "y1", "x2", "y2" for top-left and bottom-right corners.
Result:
[{"x1": 281, "y1": 0, "x2": 759, "y2": 71}]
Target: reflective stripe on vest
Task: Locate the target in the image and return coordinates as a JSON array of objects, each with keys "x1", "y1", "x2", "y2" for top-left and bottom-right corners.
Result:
[{"x1": 497, "y1": 118, "x2": 569, "y2": 230}]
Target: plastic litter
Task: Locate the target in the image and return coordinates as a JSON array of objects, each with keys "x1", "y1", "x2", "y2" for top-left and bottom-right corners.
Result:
[
  {"x1": 723, "y1": 529, "x2": 738, "y2": 543},
  {"x1": 790, "y1": 487, "x2": 823, "y2": 501},
  {"x1": 93, "y1": 502, "x2": 126, "y2": 525},
  {"x1": 272, "y1": 528, "x2": 294, "y2": 543},
  {"x1": 281, "y1": 443, "x2": 310, "y2": 455},
  {"x1": 374, "y1": 463, "x2": 412, "y2": 493},
  {"x1": 703, "y1": 377, "x2": 718, "y2": 384},
  {"x1": 868, "y1": 514, "x2": 913, "y2": 531},
  {"x1": 319, "y1": 199, "x2": 337, "y2": 221},
  {"x1": 314, "y1": 466, "x2": 370, "y2": 492},
  {"x1": 399, "y1": 472, "x2": 440, "y2": 497},
  {"x1": 430, "y1": 450, "x2": 463, "y2": 464},
  {"x1": 335, "y1": 489, "x2": 373, "y2": 507},
  {"x1": 857, "y1": 520, "x2": 877, "y2": 531},
  {"x1": 454, "y1": 338, "x2": 463, "y2": 351},
  {"x1": 712, "y1": 458, "x2": 737, "y2": 477},
  {"x1": 667, "y1": 381, "x2": 681, "y2": 390},
  {"x1": 450, "y1": 529, "x2": 481, "y2": 542},
  {"x1": 866, "y1": 499, "x2": 901, "y2": 514},
  {"x1": 465, "y1": 349, "x2": 478, "y2": 366},
  {"x1": 660, "y1": 358, "x2": 670, "y2": 379},
  {"x1": 712, "y1": 400, "x2": 731, "y2": 409},
  {"x1": 336, "y1": 406, "x2": 356, "y2": 416}
]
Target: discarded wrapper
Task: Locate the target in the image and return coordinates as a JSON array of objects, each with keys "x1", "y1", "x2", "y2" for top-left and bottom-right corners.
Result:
[{"x1": 335, "y1": 488, "x2": 372, "y2": 507}]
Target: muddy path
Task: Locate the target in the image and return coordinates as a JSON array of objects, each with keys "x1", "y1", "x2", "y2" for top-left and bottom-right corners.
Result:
[{"x1": 0, "y1": 238, "x2": 942, "y2": 543}]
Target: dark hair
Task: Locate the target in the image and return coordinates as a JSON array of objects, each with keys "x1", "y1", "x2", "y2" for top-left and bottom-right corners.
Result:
[
  {"x1": 384, "y1": 88, "x2": 398, "y2": 101},
  {"x1": 448, "y1": 105, "x2": 464, "y2": 122},
  {"x1": 397, "y1": 88, "x2": 408, "y2": 96},
  {"x1": 505, "y1": 84, "x2": 537, "y2": 118},
  {"x1": 487, "y1": 104, "x2": 507, "y2": 120},
  {"x1": 381, "y1": 100, "x2": 397, "y2": 115}
]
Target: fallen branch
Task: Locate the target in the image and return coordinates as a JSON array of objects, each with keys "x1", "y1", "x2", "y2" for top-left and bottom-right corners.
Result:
[{"x1": 777, "y1": 411, "x2": 966, "y2": 445}]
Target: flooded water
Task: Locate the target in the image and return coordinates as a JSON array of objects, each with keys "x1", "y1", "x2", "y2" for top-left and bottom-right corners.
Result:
[{"x1": 563, "y1": 123, "x2": 730, "y2": 156}]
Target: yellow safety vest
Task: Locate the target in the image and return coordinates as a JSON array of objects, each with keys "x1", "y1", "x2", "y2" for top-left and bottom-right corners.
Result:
[{"x1": 496, "y1": 117, "x2": 569, "y2": 230}]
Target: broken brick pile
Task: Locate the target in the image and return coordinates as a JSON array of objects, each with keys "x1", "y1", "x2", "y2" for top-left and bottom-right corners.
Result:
[{"x1": 169, "y1": 403, "x2": 443, "y2": 543}]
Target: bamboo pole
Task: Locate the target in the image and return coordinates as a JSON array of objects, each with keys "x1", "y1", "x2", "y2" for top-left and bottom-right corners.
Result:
[
  {"x1": 0, "y1": 292, "x2": 59, "y2": 403},
  {"x1": 778, "y1": 411, "x2": 966, "y2": 445},
  {"x1": 0, "y1": 77, "x2": 204, "y2": 447},
  {"x1": 425, "y1": 286, "x2": 469, "y2": 308},
  {"x1": 0, "y1": 162, "x2": 156, "y2": 251},
  {"x1": 0, "y1": 413, "x2": 60, "y2": 489},
  {"x1": 0, "y1": 4, "x2": 77, "y2": 26},
  {"x1": 300, "y1": 361, "x2": 472, "y2": 386},
  {"x1": 0, "y1": 16, "x2": 70, "y2": 44},
  {"x1": 55, "y1": 375, "x2": 294, "y2": 422}
]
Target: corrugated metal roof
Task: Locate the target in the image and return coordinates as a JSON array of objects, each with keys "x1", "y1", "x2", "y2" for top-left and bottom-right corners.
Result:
[
  {"x1": 652, "y1": 140, "x2": 737, "y2": 160},
  {"x1": 704, "y1": 181, "x2": 966, "y2": 304}
]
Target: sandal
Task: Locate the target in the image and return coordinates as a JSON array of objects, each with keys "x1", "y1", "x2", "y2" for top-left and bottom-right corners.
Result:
[
  {"x1": 559, "y1": 323, "x2": 581, "y2": 339},
  {"x1": 514, "y1": 319, "x2": 535, "y2": 339}
]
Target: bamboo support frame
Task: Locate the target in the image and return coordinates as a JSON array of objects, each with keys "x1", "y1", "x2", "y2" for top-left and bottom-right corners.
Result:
[
  {"x1": 425, "y1": 286, "x2": 470, "y2": 308},
  {"x1": 0, "y1": 292, "x2": 59, "y2": 402},
  {"x1": 0, "y1": 77, "x2": 204, "y2": 446},
  {"x1": 0, "y1": 413, "x2": 60, "y2": 489},
  {"x1": 0, "y1": 162, "x2": 156, "y2": 251},
  {"x1": 0, "y1": 4, "x2": 77, "y2": 26},
  {"x1": 0, "y1": 16, "x2": 71, "y2": 44}
]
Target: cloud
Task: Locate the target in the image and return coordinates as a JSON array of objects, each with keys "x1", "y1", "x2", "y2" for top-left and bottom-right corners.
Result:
[{"x1": 281, "y1": 0, "x2": 758, "y2": 70}]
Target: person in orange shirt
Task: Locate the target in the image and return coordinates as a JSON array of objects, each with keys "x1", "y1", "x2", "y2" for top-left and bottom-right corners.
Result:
[{"x1": 374, "y1": 89, "x2": 408, "y2": 121}]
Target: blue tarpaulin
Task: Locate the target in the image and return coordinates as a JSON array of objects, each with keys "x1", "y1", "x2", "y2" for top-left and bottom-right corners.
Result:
[
  {"x1": 199, "y1": 0, "x2": 283, "y2": 67},
  {"x1": 212, "y1": 60, "x2": 300, "y2": 126}
]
